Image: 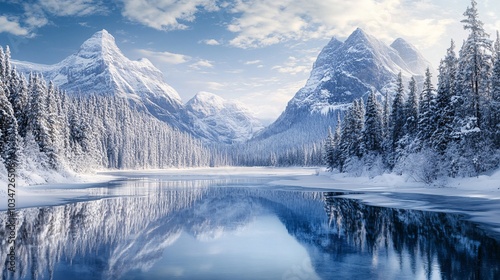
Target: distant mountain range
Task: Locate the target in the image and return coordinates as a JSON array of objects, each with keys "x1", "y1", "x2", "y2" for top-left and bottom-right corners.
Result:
[
  {"x1": 13, "y1": 30, "x2": 263, "y2": 144},
  {"x1": 13, "y1": 28, "x2": 430, "y2": 147}
]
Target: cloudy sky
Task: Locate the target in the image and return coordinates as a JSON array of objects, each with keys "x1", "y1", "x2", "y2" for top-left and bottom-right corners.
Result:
[{"x1": 1, "y1": 0, "x2": 500, "y2": 123}]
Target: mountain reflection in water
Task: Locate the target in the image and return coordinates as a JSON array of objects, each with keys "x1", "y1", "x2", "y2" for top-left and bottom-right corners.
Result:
[{"x1": 1, "y1": 179, "x2": 499, "y2": 280}]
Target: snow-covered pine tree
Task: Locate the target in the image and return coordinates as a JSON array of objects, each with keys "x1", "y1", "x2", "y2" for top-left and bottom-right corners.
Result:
[
  {"x1": 390, "y1": 72, "x2": 406, "y2": 154},
  {"x1": 432, "y1": 40, "x2": 458, "y2": 153},
  {"x1": 324, "y1": 126, "x2": 335, "y2": 171},
  {"x1": 418, "y1": 68, "x2": 436, "y2": 145},
  {"x1": 492, "y1": 31, "x2": 500, "y2": 148},
  {"x1": 45, "y1": 81, "x2": 64, "y2": 168},
  {"x1": 457, "y1": 0, "x2": 492, "y2": 130},
  {"x1": 26, "y1": 74, "x2": 53, "y2": 168},
  {"x1": 363, "y1": 91, "x2": 384, "y2": 154},
  {"x1": 6, "y1": 69, "x2": 28, "y2": 138},
  {"x1": 332, "y1": 113, "x2": 342, "y2": 169},
  {"x1": 3, "y1": 46, "x2": 10, "y2": 82},
  {"x1": 404, "y1": 76, "x2": 419, "y2": 136},
  {"x1": 0, "y1": 80, "x2": 19, "y2": 169},
  {"x1": 338, "y1": 99, "x2": 364, "y2": 172},
  {"x1": 0, "y1": 47, "x2": 4, "y2": 81}
]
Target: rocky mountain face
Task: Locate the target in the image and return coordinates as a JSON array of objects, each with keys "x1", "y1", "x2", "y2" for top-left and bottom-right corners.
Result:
[
  {"x1": 255, "y1": 28, "x2": 431, "y2": 141},
  {"x1": 13, "y1": 30, "x2": 262, "y2": 143}
]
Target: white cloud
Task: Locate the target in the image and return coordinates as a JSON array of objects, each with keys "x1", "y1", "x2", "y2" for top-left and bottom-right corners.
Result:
[
  {"x1": 225, "y1": 0, "x2": 454, "y2": 50},
  {"x1": 0, "y1": 16, "x2": 30, "y2": 36},
  {"x1": 136, "y1": 49, "x2": 190, "y2": 64},
  {"x1": 38, "y1": 0, "x2": 105, "y2": 16},
  {"x1": 200, "y1": 39, "x2": 220, "y2": 45},
  {"x1": 2, "y1": 0, "x2": 106, "y2": 37},
  {"x1": 272, "y1": 56, "x2": 313, "y2": 75},
  {"x1": 120, "y1": 0, "x2": 219, "y2": 31},
  {"x1": 238, "y1": 79, "x2": 306, "y2": 120},
  {"x1": 244, "y1": 60, "x2": 261, "y2": 65},
  {"x1": 190, "y1": 59, "x2": 214, "y2": 69},
  {"x1": 206, "y1": 81, "x2": 225, "y2": 90}
]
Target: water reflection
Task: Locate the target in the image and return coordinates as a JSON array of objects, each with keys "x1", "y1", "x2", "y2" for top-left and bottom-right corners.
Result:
[{"x1": 0, "y1": 181, "x2": 499, "y2": 280}]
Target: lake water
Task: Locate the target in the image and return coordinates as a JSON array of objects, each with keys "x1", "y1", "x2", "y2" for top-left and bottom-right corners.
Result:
[{"x1": 1, "y1": 173, "x2": 500, "y2": 279}]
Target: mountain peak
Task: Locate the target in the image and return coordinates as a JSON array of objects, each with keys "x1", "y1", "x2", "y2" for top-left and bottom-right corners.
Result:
[
  {"x1": 391, "y1": 37, "x2": 409, "y2": 47},
  {"x1": 349, "y1": 27, "x2": 369, "y2": 40},
  {"x1": 193, "y1": 91, "x2": 224, "y2": 101},
  {"x1": 78, "y1": 29, "x2": 121, "y2": 59}
]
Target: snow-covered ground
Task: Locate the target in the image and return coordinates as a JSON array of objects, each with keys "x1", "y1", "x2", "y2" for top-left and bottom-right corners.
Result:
[{"x1": 1, "y1": 166, "x2": 499, "y2": 234}]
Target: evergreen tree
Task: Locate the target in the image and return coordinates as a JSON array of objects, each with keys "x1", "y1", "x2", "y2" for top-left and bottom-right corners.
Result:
[
  {"x1": 363, "y1": 91, "x2": 384, "y2": 154},
  {"x1": 382, "y1": 90, "x2": 390, "y2": 141},
  {"x1": 324, "y1": 127, "x2": 335, "y2": 170},
  {"x1": 339, "y1": 99, "x2": 364, "y2": 171},
  {"x1": 0, "y1": 47, "x2": 5, "y2": 81},
  {"x1": 26, "y1": 74, "x2": 53, "y2": 168},
  {"x1": 418, "y1": 68, "x2": 436, "y2": 145},
  {"x1": 390, "y1": 72, "x2": 406, "y2": 152},
  {"x1": 4, "y1": 46, "x2": 10, "y2": 82},
  {"x1": 404, "y1": 76, "x2": 419, "y2": 136},
  {"x1": 45, "y1": 81, "x2": 62, "y2": 168},
  {"x1": 433, "y1": 40, "x2": 458, "y2": 153},
  {"x1": 0, "y1": 80, "x2": 19, "y2": 168},
  {"x1": 457, "y1": 0, "x2": 492, "y2": 129},
  {"x1": 8, "y1": 70, "x2": 29, "y2": 137},
  {"x1": 492, "y1": 31, "x2": 500, "y2": 147}
]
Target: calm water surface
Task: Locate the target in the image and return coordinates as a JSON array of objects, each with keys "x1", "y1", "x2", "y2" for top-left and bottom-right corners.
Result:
[{"x1": 1, "y1": 174, "x2": 500, "y2": 279}]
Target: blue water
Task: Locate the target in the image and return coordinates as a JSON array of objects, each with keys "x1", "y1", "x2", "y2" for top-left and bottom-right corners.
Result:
[{"x1": 1, "y1": 175, "x2": 499, "y2": 279}]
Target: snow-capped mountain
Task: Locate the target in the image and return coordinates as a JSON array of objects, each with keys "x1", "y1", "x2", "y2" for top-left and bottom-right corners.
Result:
[
  {"x1": 184, "y1": 91, "x2": 264, "y2": 143},
  {"x1": 256, "y1": 28, "x2": 431, "y2": 140},
  {"x1": 288, "y1": 28, "x2": 430, "y2": 114},
  {"x1": 13, "y1": 29, "x2": 184, "y2": 126},
  {"x1": 12, "y1": 29, "x2": 264, "y2": 143}
]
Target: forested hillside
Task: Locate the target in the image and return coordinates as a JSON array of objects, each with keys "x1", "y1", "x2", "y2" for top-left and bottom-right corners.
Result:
[
  {"x1": 0, "y1": 50, "x2": 229, "y2": 183},
  {"x1": 324, "y1": 1, "x2": 500, "y2": 181}
]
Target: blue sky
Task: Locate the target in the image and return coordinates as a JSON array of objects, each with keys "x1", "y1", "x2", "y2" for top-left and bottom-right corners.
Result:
[{"x1": 1, "y1": 0, "x2": 500, "y2": 123}]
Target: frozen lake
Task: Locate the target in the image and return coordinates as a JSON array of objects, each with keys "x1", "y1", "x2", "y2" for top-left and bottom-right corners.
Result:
[{"x1": 1, "y1": 169, "x2": 500, "y2": 279}]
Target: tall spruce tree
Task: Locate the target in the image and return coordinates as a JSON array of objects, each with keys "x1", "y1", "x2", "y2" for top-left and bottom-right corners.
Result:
[
  {"x1": 0, "y1": 47, "x2": 5, "y2": 81},
  {"x1": 26, "y1": 74, "x2": 53, "y2": 168},
  {"x1": 433, "y1": 40, "x2": 458, "y2": 153},
  {"x1": 339, "y1": 100, "x2": 364, "y2": 171},
  {"x1": 404, "y1": 76, "x2": 419, "y2": 136},
  {"x1": 324, "y1": 127, "x2": 335, "y2": 170},
  {"x1": 363, "y1": 91, "x2": 384, "y2": 154},
  {"x1": 492, "y1": 31, "x2": 500, "y2": 147},
  {"x1": 390, "y1": 72, "x2": 406, "y2": 152},
  {"x1": 457, "y1": 0, "x2": 492, "y2": 129},
  {"x1": 418, "y1": 68, "x2": 436, "y2": 145},
  {"x1": 0, "y1": 80, "x2": 19, "y2": 168}
]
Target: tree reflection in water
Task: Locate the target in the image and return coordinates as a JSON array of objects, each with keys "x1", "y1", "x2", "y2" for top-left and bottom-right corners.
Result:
[
  {"x1": 321, "y1": 192, "x2": 500, "y2": 279},
  {"x1": 0, "y1": 182, "x2": 499, "y2": 280}
]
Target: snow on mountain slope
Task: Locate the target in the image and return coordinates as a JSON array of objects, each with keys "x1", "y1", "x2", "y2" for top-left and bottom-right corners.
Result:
[
  {"x1": 13, "y1": 29, "x2": 184, "y2": 126},
  {"x1": 256, "y1": 28, "x2": 431, "y2": 141},
  {"x1": 290, "y1": 28, "x2": 431, "y2": 113},
  {"x1": 184, "y1": 91, "x2": 264, "y2": 143}
]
